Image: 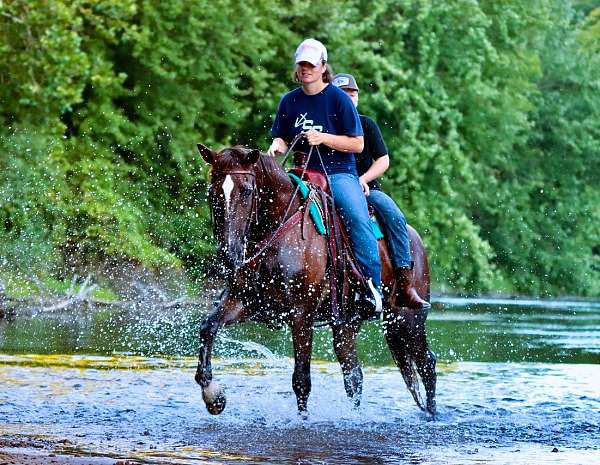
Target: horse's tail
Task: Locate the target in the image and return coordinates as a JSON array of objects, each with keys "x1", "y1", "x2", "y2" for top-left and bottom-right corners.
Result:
[
  {"x1": 385, "y1": 224, "x2": 435, "y2": 414},
  {"x1": 407, "y1": 225, "x2": 430, "y2": 303},
  {"x1": 399, "y1": 357, "x2": 427, "y2": 412}
]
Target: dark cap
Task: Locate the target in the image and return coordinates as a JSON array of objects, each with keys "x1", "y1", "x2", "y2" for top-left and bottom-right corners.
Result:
[{"x1": 332, "y1": 73, "x2": 359, "y2": 91}]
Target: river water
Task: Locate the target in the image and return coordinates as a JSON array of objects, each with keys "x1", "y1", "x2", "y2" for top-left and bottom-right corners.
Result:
[{"x1": 1, "y1": 297, "x2": 599, "y2": 464}]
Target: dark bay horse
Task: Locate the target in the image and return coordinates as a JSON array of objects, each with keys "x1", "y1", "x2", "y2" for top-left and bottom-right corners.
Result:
[{"x1": 195, "y1": 144, "x2": 437, "y2": 416}]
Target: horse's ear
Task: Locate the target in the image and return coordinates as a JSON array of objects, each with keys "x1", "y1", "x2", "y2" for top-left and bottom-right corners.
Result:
[
  {"x1": 197, "y1": 143, "x2": 217, "y2": 165},
  {"x1": 242, "y1": 149, "x2": 261, "y2": 164}
]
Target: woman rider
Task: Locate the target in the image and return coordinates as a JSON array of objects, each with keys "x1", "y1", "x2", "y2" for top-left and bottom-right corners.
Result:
[
  {"x1": 332, "y1": 73, "x2": 430, "y2": 309},
  {"x1": 267, "y1": 38, "x2": 382, "y2": 313}
]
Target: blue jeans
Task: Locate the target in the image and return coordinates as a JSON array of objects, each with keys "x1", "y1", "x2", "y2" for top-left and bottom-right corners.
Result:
[
  {"x1": 367, "y1": 189, "x2": 412, "y2": 268},
  {"x1": 329, "y1": 173, "x2": 381, "y2": 288}
]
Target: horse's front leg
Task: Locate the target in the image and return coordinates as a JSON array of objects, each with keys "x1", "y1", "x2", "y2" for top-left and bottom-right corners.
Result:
[
  {"x1": 291, "y1": 312, "x2": 314, "y2": 415},
  {"x1": 195, "y1": 288, "x2": 245, "y2": 415},
  {"x1": 331, "y1": 319, "x2": 363, "y2": 407}
]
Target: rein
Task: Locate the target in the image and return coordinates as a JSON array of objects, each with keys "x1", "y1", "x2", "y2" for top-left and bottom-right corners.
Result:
[
  {"x1": 209, "y1": 137, "x2": 311, "y2": 271},
  {"x1": 280, "y1": 132, "x2": 305, "y2": 166},
  {"x1": 242, "y1": 144, "x2": 315, "y2": 267}
]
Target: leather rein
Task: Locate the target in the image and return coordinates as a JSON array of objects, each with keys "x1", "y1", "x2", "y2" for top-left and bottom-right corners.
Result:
[{"x1": 243, "y1": 139, "x2": 313, "y2": 268}]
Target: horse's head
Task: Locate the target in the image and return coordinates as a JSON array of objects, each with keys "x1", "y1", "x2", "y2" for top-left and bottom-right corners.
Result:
[{"x1": 198, "y1": 144, "x2": 261, "y2": 276}]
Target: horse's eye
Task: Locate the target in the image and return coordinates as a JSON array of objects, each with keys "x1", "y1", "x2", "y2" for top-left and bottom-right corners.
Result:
[{"x1": 240, "y1": 184, "x2": 253, "y2": 197}]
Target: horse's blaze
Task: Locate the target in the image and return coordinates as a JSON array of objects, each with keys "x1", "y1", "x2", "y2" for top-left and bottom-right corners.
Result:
[
  {"x1": 222, "y1": 175, "x2": 234, "y2": 212},
  {"x1": 202, "y1": 381, "x2": 226, "y2": 415}
]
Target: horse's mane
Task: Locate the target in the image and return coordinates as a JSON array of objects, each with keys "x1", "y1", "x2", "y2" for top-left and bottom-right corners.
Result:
[
  {"x1": 218, "y1": 146, "x2": 290, "y2": 186},
  {"x1": 255, "y1": 152, "x2": 286, "y2": 176}
]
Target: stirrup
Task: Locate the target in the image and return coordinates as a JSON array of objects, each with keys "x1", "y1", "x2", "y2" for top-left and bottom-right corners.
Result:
[{"x1": 365, "y1": 278, "x2": 383, "y2": 315}]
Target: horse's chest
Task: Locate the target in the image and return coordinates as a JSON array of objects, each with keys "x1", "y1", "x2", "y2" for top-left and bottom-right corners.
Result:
[{"x1": 256, "y1": 251, "x2": 304, "y2": 280}]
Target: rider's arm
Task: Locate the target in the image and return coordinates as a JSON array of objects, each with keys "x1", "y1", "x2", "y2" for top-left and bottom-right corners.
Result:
[
  {"x1": 356, "y1": 115, "x2": 389, "y2": 196},
  {"x1": 360, "y1": 155, "x2": 389, "y2": 184},
  {"x1": 304, "y1": 130, "x2": 364, "y2": 153},
  {"x1": 357, "y1": 155, "x2": 389, "y2": 196},
  {"x1": 267, "y1": 137, "x2": 288, "y2": 156}
]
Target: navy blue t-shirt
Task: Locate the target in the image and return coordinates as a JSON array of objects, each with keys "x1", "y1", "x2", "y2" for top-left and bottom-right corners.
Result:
[{"x1": 271, "y1": 84, "x2": 363, "y2": 175}]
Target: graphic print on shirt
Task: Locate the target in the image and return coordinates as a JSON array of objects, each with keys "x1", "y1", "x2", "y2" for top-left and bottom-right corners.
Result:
[{"x1": 294, "y1": 113, "x2": 323, "y2": 132}]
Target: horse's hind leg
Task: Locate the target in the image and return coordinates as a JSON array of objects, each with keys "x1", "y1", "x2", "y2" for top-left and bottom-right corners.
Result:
[
  {"x1": 410, "y1": 308, "x2": 437, "y2": 415},
  {"x1": 195, "y1": 288, "x2": 246, "y2": 415},
  {"x1": 331, "y1": 319, "x2": 363, "y2": 407}
]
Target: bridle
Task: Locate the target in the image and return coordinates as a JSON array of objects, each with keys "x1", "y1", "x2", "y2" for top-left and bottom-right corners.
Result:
[{"x1": 208, "y1": 135, "x2": 317, "y2": 270}]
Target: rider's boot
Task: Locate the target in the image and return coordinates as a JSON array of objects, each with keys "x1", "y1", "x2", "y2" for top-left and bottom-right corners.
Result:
[{"x1": 395, "y1": 267, "x2": 431, "y2": 310}]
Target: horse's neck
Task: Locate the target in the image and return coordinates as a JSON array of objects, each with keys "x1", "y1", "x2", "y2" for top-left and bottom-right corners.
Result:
[{"x1": 255, "y1": 163, "x2": 298, "y2": 233}]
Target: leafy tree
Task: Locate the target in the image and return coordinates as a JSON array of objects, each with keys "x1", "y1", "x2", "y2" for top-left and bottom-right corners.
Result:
[{"x1": 0, "y1": 0, "x2": 598, "y2": 296}]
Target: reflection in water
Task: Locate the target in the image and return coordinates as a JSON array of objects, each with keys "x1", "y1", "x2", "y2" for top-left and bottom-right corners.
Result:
[
  {"x1": 1, "y1": 299, "x2": 599, "y2": 364},
  {"x1": 1, "y1": 298, "x2": 599, "y2": 464}
]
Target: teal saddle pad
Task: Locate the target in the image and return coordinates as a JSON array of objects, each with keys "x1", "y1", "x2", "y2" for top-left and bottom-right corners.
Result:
[{"x1": 288, "y1": 172, "x2": 385, "y2": 239}]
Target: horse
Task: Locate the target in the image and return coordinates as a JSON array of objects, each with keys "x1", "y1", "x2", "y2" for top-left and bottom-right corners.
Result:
[{"x1": 194, "y1": 144, "x2": 437, "y2": 416}]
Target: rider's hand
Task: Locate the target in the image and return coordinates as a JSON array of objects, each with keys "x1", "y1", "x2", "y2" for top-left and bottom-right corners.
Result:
[
  {"x1": 359, "y1": 176, "x2": 370, "y2": 196},
  {"x1": 304, "y1": 129, "x2": 328, "y2": 146},
  {"x1": 267, "y1": 138, "x2": 287, "y2": 156}
]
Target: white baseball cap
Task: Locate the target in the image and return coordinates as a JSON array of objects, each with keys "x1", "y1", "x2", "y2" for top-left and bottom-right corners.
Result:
[{"x1": 294, "y1": 38, "x2": 327, "y2": 66}]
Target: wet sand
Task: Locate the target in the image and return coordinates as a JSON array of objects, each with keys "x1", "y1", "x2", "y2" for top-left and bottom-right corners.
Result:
[{"x1": 0, "y1": 439, "x2": 140, "y2": 465}]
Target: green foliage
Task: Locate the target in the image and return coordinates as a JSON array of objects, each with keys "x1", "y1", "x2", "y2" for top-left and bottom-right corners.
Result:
[
  {"x1": 0, "y1": 129, "x2": 67, "y2": 274},
  {"x1": 328, "y1": 0, "x2": 551, "y2": 292},
  {"x1": 579, "y1": 6, "x2": 600, "y2": 50},
  {"x1": 0, "y1": 0, "x2": 598, "y2": 296}
]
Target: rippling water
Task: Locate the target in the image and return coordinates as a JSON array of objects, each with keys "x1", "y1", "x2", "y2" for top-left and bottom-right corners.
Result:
[{"x1": 1, "y1": 297, "x2": 599, "y2": 464}]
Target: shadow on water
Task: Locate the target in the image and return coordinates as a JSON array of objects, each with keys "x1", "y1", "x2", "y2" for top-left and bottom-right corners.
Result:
[{"x1": 1, "y1": 297, "x2": 599, "y2": 464}]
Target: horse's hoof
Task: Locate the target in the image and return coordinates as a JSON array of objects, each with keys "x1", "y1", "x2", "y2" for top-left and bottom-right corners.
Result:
[
  {"x1": 202, "y1": 382, "x2": 226, "y2": 415},
  {"x1": 297, "y1": 410, "x2": 309, "y2": 420},
  {"x1": 426, "y1": 401, "x2": 437, "y2": 420}
]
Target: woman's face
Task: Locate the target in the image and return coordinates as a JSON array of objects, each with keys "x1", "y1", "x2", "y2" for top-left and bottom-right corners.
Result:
[{"x1": 296, "y1": 61, "x2": 326, "y2": 85}]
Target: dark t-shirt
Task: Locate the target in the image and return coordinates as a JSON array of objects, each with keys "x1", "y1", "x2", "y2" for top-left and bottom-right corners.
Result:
[
  {"x1": 271, "y1": 84, "x2": 363, "y2": 175},
  {"x1": 357, "y1": 114, "x2": 388, "y2": 190}
]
